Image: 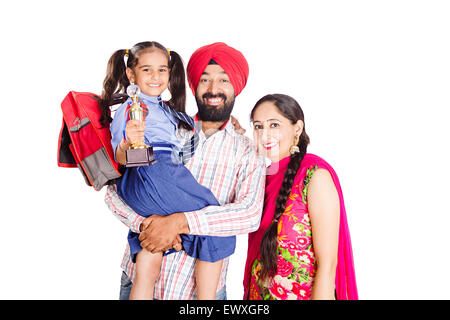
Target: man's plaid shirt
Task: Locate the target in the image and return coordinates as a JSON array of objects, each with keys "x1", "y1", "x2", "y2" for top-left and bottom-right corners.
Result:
[{"x1": 105, "y1": 118, "x2": 265, "y2": 299}]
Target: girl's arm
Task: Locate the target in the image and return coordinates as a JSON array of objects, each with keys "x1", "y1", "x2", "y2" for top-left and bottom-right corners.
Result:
[
  {"x1": 110, "y1": 101, "x2": 145, "y2": 165},
  {"x1": 114, "y1": 119, "x2": 145, "y2": 165},
  {"x1": 307, "y1": 168, "x2": 340, "y2": 300},
  {"x1": 115, "y1": 140, "x2": 129, "y2": 165}
]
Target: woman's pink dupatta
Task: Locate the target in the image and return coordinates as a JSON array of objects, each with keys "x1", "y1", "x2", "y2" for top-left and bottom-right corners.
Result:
[
  {"x1": 243, "y1": 154, "x2": 358, "y2": 300},
  {"x1": 243, "y1": 156, "x2": 289, "y2": 299}
]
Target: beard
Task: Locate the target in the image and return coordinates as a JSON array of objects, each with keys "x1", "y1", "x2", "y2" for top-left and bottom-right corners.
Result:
[{"x1": 195, "y1": 92, "x2": 235, "y2": 122}]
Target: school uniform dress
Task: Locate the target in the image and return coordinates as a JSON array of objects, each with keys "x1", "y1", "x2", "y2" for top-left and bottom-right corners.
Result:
[{"x1": 110, "y1": 92, "x2": 235, "y2": 263}]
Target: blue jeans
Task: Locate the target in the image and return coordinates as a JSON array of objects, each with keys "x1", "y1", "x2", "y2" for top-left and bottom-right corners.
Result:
[{"x1": 119, "y1": 271, "x2": 227, "y2": 300}]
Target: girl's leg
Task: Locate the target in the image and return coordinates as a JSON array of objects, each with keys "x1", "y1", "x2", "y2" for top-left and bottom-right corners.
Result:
[
  {"x1": 195, "y1": 259, "x2": 223, "y2": 300},
  {"x1": 129, "y1": 249, "x2": 162, "y2": 300}
]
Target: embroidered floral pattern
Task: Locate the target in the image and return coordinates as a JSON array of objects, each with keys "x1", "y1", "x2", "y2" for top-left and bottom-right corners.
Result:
[
  {"x1": 249, "y1": 165, "x2": 319, "y2": 300},
  {"x1": 301, "y1": 165, "x2": 317, "y2": 204}
]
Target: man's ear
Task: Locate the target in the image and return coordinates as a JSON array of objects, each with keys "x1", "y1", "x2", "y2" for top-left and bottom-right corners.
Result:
[{"x1": 126, "y1": 67, "x2": 135, "y2": 83}]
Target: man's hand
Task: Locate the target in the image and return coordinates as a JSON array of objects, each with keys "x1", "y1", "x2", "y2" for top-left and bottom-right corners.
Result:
[
  {"x1": 139, "y1": 213, "x2": 189, "y2": 253},
  {"x1": 231, "y1": 115, "x2": 246, "y2": 135},
  {"x1": 172, "y1": 235, "x2": 183, "y2": 252}
]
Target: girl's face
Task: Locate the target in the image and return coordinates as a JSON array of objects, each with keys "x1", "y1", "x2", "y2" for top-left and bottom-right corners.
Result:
[
  {"x1": 126, "y1": 49, "x2": 170, "y2": 97},
  {"x1": 252, "y1": 101, "x2": 303, "y2": 163}
]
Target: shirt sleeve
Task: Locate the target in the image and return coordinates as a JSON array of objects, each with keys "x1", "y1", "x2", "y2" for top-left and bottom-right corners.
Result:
[
  {"x1": 104, "y1": 184, "x2": 144, "y2": 233},
  {"x1": 110, "y1": 103, "x2": 128, "y2": 160},
  {"x1": 184, "y1": 146, "x2": 266, "y2": 237}
]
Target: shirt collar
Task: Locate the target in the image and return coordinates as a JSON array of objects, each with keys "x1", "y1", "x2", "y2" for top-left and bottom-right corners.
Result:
[
  {"x1": 193, "y1": 114, "x2": 234, "y2": 134},
  {"x1": 138, "y1": 92, "x2": 161, "y2": 104}
]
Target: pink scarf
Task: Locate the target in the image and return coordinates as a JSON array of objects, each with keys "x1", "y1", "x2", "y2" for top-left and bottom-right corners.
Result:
[{"x1": 243, "y1": 154, "x2": 358, "y2": 300}]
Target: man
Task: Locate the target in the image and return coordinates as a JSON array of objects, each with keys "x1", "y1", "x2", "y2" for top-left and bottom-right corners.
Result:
[{"x1": 105, "y1": 42, "x2": 265, "y2": 300}]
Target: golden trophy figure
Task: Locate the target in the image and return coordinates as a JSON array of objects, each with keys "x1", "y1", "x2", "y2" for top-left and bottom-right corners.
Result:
[{"x1": 125, "y1": 84, "x2": 156, "y2": 167}]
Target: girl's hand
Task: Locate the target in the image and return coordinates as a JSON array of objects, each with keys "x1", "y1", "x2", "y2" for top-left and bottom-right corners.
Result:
[{"x1": 125, "y1": 119, "x2": 145, "y2": 145}]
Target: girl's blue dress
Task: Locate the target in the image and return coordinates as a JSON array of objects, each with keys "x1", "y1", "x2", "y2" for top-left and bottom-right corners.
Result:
[{"x1": 111, "y1": 93, "x2": 235, "y2": 263}]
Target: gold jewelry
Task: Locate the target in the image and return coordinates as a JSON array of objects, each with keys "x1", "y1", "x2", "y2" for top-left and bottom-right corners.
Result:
[
  {"x1": 125, "y1": 49, "x2": 129, "y2": 57},
  {"x1": 167, "y1": 48, "x2": 170, "y2": 55},
  {"x1": 289, "y1": 134, "x2": 300, "y2": 155}
]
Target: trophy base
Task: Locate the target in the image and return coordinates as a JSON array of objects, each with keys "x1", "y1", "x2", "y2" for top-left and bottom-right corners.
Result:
[{"x1": 125, "y1": 147, "x2": 157, "y2": 167}]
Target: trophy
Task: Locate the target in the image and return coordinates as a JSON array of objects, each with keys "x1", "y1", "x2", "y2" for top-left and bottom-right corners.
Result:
[{"x1": 125, "y1": 84, "x2": 156, "y2": 167}]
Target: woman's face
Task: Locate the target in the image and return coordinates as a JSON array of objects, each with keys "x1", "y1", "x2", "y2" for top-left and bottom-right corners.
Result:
[
  {"x1": 252, "y1": 101, "x2": 303, "y2": 163},
  {"x1": 126, "y1": 49, "x2": 170, "y2": 97}
]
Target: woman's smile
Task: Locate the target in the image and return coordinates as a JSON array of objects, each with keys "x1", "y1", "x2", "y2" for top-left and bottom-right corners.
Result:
[{"x1": 263, "y1": 141, "x2": 278, "y2": 150}]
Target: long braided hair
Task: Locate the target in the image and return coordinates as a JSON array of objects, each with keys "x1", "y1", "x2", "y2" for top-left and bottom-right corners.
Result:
[{"x1": 250, "y1": 94, "x2": 310, "y2": 281}]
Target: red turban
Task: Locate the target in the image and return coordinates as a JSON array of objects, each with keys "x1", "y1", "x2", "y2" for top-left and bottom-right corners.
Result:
[{"x1": 187, "y1": 42, "x2": 249, "y2": 97}]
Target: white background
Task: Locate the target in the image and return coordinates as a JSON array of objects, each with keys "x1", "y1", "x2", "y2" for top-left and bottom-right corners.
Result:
[{"x1": 0, "y1": 0, "x2": 449, "y2": 299}]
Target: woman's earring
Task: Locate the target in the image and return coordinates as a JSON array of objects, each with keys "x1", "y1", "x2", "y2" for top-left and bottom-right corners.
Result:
[{"x1": 289, "y1": 134, "x2": 300, "y2": 155}]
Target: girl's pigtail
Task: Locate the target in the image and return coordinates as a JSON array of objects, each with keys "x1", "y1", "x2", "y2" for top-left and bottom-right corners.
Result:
[
  {"x1": 99, "y1": 49, "x2": 130, "y2": 127},
  {"x1": 167, "y1": 50, "x2": 189, "y2": 128}
]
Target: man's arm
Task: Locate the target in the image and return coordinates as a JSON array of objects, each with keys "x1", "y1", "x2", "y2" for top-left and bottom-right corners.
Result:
[
  {"x1": 105, "y1": 184, "x2": 184, "y2": 253},
  {"x1": 184, "y1": 146, "x2": 266, "y2": 237},
  {"x1": 138, "y1": 147, "x2": 265, "y2": 252},
  {"x1": 104, "y1": 184, "x2": 144, "y2": 233}
]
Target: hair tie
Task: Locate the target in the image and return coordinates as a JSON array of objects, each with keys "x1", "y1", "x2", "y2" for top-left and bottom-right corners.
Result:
[
  {"x1": 167, "y1": 48, "x2": 171, "y2": 55},
  {"x1": 125, "y1": 49, "x2": 130, "y2": 57}
]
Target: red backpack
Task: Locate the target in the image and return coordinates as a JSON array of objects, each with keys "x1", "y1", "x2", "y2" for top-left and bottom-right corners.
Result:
[{"x1": 57, "y1": 91, "x2": 121, "y2": 191}]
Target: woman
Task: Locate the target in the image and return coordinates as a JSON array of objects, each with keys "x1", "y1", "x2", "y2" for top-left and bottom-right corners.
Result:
[{"x1": 243, "y1": 94, "x2": 358, "y2": 300}]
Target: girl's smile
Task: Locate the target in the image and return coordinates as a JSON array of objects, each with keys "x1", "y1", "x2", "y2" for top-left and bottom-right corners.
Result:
[{"x1": 126, "y1": 49, "x2": 170, "y2": 97}]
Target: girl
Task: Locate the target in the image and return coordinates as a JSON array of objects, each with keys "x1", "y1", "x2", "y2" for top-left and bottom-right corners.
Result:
[
  {"x1": 99, "y1": 41, "x2": 235, "y2": 300},
  {"x1": 243, "y1": 94, "x2": 358, "y2": 300}
]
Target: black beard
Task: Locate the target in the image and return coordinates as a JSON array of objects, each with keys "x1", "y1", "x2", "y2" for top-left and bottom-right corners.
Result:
[{"x1": 195, "y1": 93, "x2": 235, "y2": 122}]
